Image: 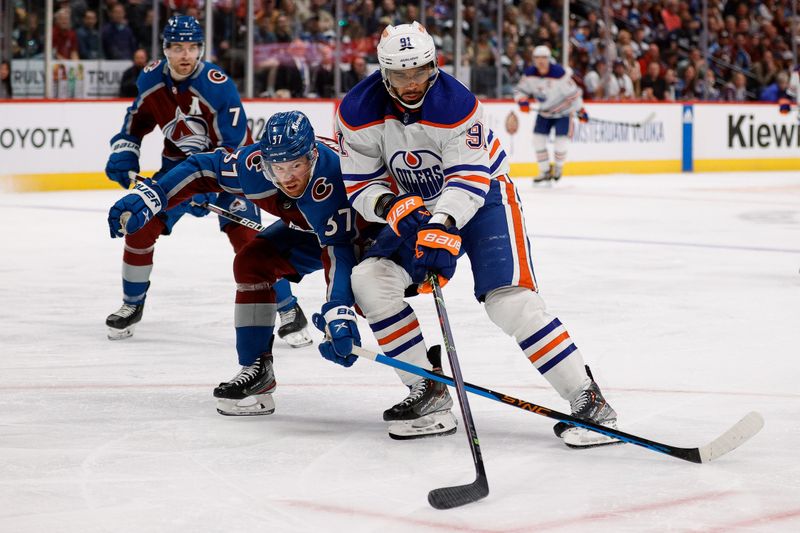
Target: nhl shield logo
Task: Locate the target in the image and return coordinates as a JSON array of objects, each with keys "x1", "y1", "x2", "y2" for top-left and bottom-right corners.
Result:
[{"x1": 388, "y1": 149, "x2": 445, "y2": 201}]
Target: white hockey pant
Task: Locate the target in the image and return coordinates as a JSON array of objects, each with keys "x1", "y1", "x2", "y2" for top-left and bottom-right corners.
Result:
[{"x1": 351, "y1": 257, "x2": 430, "y2": 386}]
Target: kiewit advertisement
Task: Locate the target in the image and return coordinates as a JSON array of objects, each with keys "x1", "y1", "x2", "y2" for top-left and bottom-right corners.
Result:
[{"x1": 693, "y1": 104, "x2": 800, "y2": 171}]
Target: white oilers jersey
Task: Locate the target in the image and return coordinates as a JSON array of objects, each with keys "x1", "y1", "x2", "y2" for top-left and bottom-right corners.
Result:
[
  {"x1": 514, "y1": 63, "x2": 583, "y2": 118},
  {"x1": 336, "y1": 71, "x2": 510, "y2": 229}
]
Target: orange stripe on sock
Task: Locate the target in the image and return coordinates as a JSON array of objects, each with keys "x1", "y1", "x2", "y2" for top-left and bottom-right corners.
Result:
[
  {"x1": 528, "y1": 331, "x2": 570, "y2": 363},
  {"x1": 378, "y1": 319, "x2": 420, "y2": 346}
]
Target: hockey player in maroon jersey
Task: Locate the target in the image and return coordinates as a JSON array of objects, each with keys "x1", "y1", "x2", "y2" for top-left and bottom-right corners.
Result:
[{"x1": 103, "y1": 15, "x2": 311, "y2": 346}]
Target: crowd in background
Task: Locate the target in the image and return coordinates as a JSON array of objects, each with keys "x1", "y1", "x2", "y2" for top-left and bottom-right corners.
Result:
[{"x1": 1, "y1": 0, "x2": 797, "y2": 102}]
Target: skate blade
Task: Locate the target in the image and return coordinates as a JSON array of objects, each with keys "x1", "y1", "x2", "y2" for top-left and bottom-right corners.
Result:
[
  {"x1": 562, "y1": 423, "x2": 622, "y2": 448},
  {"x1": 281, "y1": 330, "x2": 313, "y2": 348},
  {"x1": 216, "y1": 394, "x2": 275, "y2": 416},
  {"x1": 388, "y1": 411, "x2": 458, "y2": 440},
  {"x1": 107, "y1": 325, "x2": 135, "y2": 340}
]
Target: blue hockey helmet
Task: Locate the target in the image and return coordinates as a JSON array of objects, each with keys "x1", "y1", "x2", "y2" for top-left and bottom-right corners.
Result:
[
  {"x1": 162, "y1": 15, "x2": 204, "y2": 47},
  {"x1": 260, "y1": 111, "x2": 318, "y2": 198}
]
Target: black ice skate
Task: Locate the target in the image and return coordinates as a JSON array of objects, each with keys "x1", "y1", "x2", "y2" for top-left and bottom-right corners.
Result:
[
  {"x1": 384, "y1": 346, "x2": 457, "y2": 440},
  {"x1": 277, "y1": 303, "x2": 313, "y2": 348},
  {"x1": 554, "y1": 366, "x2": 620, "y2": 448},
  {"x1": 214, "y1": 354, "x2": 277, "y2": 416},
  {"x1": 106, "y1": 303, "x2": 144, "y2": 340}
]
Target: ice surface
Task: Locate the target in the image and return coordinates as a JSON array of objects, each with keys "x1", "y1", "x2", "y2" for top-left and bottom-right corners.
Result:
[{"x1": 1, "y1": 172, "x2": 798, "y2": 532}]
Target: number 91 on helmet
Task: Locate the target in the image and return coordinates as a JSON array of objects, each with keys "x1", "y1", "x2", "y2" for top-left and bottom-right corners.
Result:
[{"x1": 259, "y1": 111, "x2": 318, "y2": 199}]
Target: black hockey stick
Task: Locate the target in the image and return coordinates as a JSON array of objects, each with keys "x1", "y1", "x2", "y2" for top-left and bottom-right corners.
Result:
[
  {"x1": 584, "y1": 111, "x2": 656, "y2": 128},
  {"x1": 425, "y1": 275, "x2": 489, "y2": 510},
  {"x1": 128, "y1": 172, "x2": 268, "y2": 232},
  {"x1": 350, "y1": 345, "x2": 764, "y2": 464}
]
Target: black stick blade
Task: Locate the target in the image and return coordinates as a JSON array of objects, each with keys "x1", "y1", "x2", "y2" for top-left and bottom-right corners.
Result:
[{"x1": 428, "y1": 476, "x2": 489, "y2": 510}]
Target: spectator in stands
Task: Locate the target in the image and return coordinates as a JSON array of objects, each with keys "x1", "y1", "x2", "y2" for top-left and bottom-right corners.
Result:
[
  {"x1": 269, "y1": 39, "x2": 308, "y2": 98},
  {"x1": 119, "y1": 48, "x2": 147, "y2": 98},
  {"x1": 309, "y1": 45, "x2": 335, "y2": 97},
  {"x1": 0, "y1": 60, "x2": 12, "y2": 99},
  {"x1": 698, "y1": 69, "x2": 721, "y2": 101},
  {"x1": 722, "y1": 71, "x2": 749, "y2": 101},
  {"x1": 584, "y1": 57, "x2": 608, "y2": 100},
  {"x1": 341, "y1": 55, "x2": 367, "y2": 93},
  {"x1": 53, "y1": 8, "x2": 79, "y2": 60},
  {"x1": 760, "y1": 71, "x2": 790, "y2": 102},
  {"x1": 102, "y1": 3, "x2": 138, "y2": 60},
  {"x1": 677, "y1": 64, "x2": 702, "y2": 100},
  {"x1": 752, "y1": 49, "x2": 779, "y2": 90},
  {"x1": 619, "y1": 44, "x2": 642, "y2": 94},
  {"x1": 641, "y1": 61, "x2": 667, "y2": 101},
  {"x1": 14, "y1": 11, "x2": 44, "y2": 58},
  {"x1": 664, "y1": 68, "x2": 678, "y2": 101},
  {"x1": 638, "y1": 43, "x2": 663, "y2": 78},
  {"x1": 605, "y1": 58, "x2": 635, "y2": 100},
  {"x1": 77, "y1": 9, "x2": 101, "y2": 59}
]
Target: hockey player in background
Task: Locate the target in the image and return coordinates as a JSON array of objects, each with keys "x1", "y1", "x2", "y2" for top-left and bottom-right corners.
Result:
[
  {"x1": 514, "y1": 45, "x2": 588, "y2": 183},
  {"x1": 107, "y1": 111, "x2": 380, "y2": 416},
  {"x1": 103, "y1": 15, "x2": 311, "y2": 347},
  {"x1": 333, "y1": 22, "x2": 618, "y2": 446}
]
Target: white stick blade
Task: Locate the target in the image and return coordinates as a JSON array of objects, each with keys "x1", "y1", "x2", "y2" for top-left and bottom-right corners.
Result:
[{"x1": 698, "y1": 411, "x2": 764, "y2": 463}]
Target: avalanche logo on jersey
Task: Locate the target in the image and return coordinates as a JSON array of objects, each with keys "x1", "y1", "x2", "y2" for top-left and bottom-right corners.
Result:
[
  {"x1": 229, "y1": 198, "x2": 249, "y2": 213},
  {"x1": 162, "y1": 107, "x2": 212, "y2": 155},
  {"x1": 311, "y1": 176, "x2": 333, "y2": 202},
  {"x1": 388, "y1": 150, "x2": 445, "y2": 201},
  {"x1": 245, "y1": 151, "x2": 264, "y2": 173}
]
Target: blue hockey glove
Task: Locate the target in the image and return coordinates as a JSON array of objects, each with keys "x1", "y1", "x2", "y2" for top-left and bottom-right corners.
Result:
[
  {"x1": 412, "y1": 223, "x2": 461, "y2": 292},
  {"x1": 105, "y1": 135, "x2": 141, "y2": 189},
  {"x1": 311, "y1": 302, "x2": 361, "y2": 367},
  {"x1": 107, "y1": 179, "x2": 167, "y2": 238},
  {"x1": 577, "y1": 107, "x2": 590, "y2": 123},
  {"x1": 384, "y1": 194, "x2": 432, "y2": 239},
  {"x1": 184, "y1": 193, "x2": 216, "y2": 218}
]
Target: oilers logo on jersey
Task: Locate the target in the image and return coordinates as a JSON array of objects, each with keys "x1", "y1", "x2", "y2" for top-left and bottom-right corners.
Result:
[
  {"x1": 162, "y1": 107, "x2": 212, "y2": 155},
  {"x1": 388, "y1": 150, "x2": 445, "y2": 200}
]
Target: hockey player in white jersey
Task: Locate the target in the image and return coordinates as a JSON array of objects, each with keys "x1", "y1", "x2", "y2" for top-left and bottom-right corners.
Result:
[
  {"x1": 514, "y1": 45, "x2": 588, "y2": 182},
  {"x1": 334, "y1": 22, "x2": 618, "y2": 446}
]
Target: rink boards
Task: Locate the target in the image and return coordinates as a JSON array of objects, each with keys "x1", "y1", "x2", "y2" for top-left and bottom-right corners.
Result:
[{"x1": 2, "y1": 99, "x2": 800, "y2": 192}]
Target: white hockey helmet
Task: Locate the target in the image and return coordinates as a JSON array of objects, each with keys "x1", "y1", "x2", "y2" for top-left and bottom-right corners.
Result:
[
  {"x1": 533, "y1": 45, "x2": 551, "y2": 59},
  {"x1": 377, "y1": 21, "x2": 439, "y2": 109}
]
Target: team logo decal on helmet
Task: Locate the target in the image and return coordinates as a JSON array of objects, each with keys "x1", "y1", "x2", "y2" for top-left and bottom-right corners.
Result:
[{"x1": 388, "y1": 149, "x2": 445, "y2": 200}]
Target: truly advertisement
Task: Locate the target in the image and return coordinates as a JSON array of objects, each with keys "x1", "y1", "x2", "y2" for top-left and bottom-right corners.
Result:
[{"x1": 10, "y1": 59, "x2": 133, "y2": 99}]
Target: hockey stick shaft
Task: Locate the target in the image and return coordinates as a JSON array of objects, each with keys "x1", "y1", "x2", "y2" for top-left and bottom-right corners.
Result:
[
  {"x1": 585, "y1": 112, "x2": 655, "y2": 128},
  {"x1": 129, "y1": 172, "x2": 268, "y2": 232},
  {"x1": 350, "y1": 345, "x2": 763, "y2": 464},
  {"x1": 425, "y1": 276, "x2": 489, "y2": 509}
]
